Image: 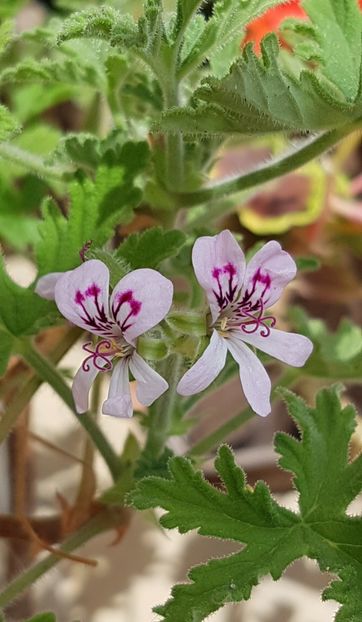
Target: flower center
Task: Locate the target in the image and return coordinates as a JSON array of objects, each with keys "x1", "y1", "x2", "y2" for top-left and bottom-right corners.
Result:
[
  {"x1": 212, "y1": 267, "x2": 276, "y2": 338},
  {"x1": 82, "y1": 337, "x2": 134, "y2": 372}
]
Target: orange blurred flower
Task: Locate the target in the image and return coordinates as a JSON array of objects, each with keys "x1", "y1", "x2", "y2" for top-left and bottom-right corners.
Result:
[{"x1": 243, "y1": 0, "x2": 362, "y2": 54}]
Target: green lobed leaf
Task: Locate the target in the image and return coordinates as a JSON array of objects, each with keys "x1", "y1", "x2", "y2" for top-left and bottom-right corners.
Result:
[
  {"x1": 130, "y1": 386, "x2": 362, "y2": 621},
  {"x1": 161, "y1": 0, "x2": 362, "y2": 136},
  {"x1": 36, "y1": 141, "x2": 149, "y2": 277},
  {"x1": 275, "y1": 387, "x2": 361, "y2": 519},
  {"x1": 116, "y1": 227, "x2": 186, "y2": 269},
  {"x1": 0, "y1": 256, "x2": 52, "y2": 336}
]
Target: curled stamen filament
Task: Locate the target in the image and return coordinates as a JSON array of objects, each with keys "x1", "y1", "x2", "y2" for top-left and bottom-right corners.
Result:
[
  {"x1": 239, "y1": 302, "x2": 276, "y2": 337},
  {"x1": 82, "y1": 340, "x2": 115, "y2": 372}
]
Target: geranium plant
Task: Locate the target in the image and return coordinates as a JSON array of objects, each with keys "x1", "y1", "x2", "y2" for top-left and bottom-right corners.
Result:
[{"x1": 0, "y1": 0, "x2": 361, "y2": 621}]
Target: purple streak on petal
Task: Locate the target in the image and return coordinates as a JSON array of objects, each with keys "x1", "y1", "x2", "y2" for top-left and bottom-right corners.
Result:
[
  {"x1": 35, "y1": 272, "x2": 63, "y2": 300},
  {"x1": 242, "y1": 241, "x2": 297, "y2": 309},
  {"x1": 192, "y1": 230, "x2": 246, "y2": 321},
  {"x1": 129, "y1": 352, "x2": 168, "y2": 407},
  {"x1": 54, "y1": 260, "x2": 117, "y2": 337},
  {"x1": 110, "y1": 269, "x2": 173, "y2": 342},
  {"x1": 234, "y1": 327, "x2": 313, "y2": 367},
  {"x1": 102, "y1": 359, "x2": 133, "y2": 418},
  {"x1": 177, "y1": 330, "x2": 227, "y2": 396},
  {"x1": 226, "y1": 336, "x2": 271, "y2": 417}
]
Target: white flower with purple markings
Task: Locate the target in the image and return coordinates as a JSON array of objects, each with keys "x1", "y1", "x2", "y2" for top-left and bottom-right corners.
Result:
[
  {"x1": 177, "y1": 230, "x2": 313, "y2": 417},
  {"x1": 44, "y1": 260, "x2": 173, "y2": 418}
]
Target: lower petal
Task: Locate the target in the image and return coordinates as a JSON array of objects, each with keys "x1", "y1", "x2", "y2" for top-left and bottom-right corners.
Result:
[
  {"x1": 72, "y1": 362, "x2": 99, "y2": 414},
  {"x1": 177, "y1": 330, "x2": 227, "y2": 396},
  {"x1": 129, "y1": 352, "x2": 168, "y2": 407},
  {"x1": 226, "y1": 336, "x2": 271, "y2": 417},
  {"x1": 102, "y1": 359, "x2": 133, "y2": 418},
  {"x1": 237, "y1": 327, "x2": 313, "y2": 367}
]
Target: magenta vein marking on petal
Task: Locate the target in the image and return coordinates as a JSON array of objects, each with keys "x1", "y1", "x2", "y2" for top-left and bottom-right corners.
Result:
[{"x1": 82, "y1": 340, "x2": 116, "y2": 372}]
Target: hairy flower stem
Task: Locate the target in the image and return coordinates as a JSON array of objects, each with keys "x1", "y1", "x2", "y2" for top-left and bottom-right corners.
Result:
[
  {"x1": 14, "y1": 339, "x2": 120, "y2": 482},
  {"x1": 0, "y1": 327, "x2": 81, "y2": 445},
  {"x1": 144, "y1": 354, "x2": 183, "y2": 457},
  {"x1": 0, "y1": 507, "x2": 128, "y2": 611},
  {"x1": 173, "y1": 123, "x2": 361, "y2": 207},
  {"x1": 0, "y1": 142, "x2": 75, "y2": 182},
  {"x1": 188, "y1": 369, "x2": 298, "y2": 457}
]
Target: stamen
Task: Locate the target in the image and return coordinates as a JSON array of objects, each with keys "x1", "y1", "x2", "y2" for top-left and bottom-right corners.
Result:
[{"x1": 82, "y1": 340, "x2": 115, "y2": 372}]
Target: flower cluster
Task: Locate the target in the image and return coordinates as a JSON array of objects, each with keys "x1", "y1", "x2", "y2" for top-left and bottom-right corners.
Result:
[{"x1": 36, "y1": 231, "x2": 312, "y2": 419}]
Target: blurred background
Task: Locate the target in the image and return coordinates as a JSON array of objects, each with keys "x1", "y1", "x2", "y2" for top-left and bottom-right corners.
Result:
[{"x1": 0, "y1": 1, "x2": 361, "y2": 620}]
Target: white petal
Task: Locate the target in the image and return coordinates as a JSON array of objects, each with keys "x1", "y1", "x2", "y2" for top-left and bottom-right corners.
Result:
[
  {"x1": 35, "y1": 272, "x2": 63, "y2": 300},
  {"x1": 236, "y1": 328, "x2": 313, "y2": 367},
  {"x1": 110, "y1": 269, "x2": 173, "y2": 343},
  {"x1": 226, "y1": 336, "x2": 271, "y2": 417},
  {"x1": 192, "y1": 230, "x2": 246, "y2": 321},
  {"x1": 102, "y1": 359, "x2": 133, "y2": 418},
  {"x1": 72, "y1": 361, "x2": 99, "y2": 414},
  {"x1": 177, "y1": 330, "x2": 227, "y2": 396},
  {"x1": 243, "y1": 241, "x2": 297, "y2": 308},
  {"x1": 54, "y1": 260, "x2": 115, "y2": 337},
  {"x1": 129, "y1": 352, "x2": 168, "y2": 407}
]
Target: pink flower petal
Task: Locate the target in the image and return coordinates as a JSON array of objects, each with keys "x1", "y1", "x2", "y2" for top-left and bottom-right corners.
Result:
[
  {"x1": 242, "y1": 241, "x2": 296, "y2": 309},
  {"x1": 192, "y1": 230, "x2": 246, "y2": 321},
  {"x1": 235, "y1": 327, "x2": 313, "y2": 367},
  {"x1": 110, "y1": 269, "x2": 173, "y2": 343},
  {"x1": 226, "y1": 336, "x2": 271, "y2": 417},
  {"x1": 72, "y1": 361, "x2": 100, "y2": 414},
  {"x1": 35, "y1": 272, "x2": 63, "y2": 300},
  {"x1": 177, "y1": 330, "x2": 228, "y2": 396},
  {"x1": 129, "y1": 352, "x2": 168, "y2": 407},
  {"x1": 54, "y1": 260, "x2": 114, "y2": 337},
  {"x1": 102, "y1": 359, "x2": 133, "y2": 418}
]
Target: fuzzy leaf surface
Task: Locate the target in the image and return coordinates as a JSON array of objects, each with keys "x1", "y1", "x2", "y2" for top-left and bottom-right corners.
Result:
[
  {"x1": 116, "y1": 227, "x2": 186, "y2": 269},
  {"x1": 162, "y1": 0, "x2": 362, "y2": 136}
]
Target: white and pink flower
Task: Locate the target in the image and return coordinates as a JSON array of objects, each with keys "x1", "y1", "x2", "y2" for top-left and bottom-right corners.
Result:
[
  {"x1": 38, "y1": 260, "x2": 173, "y2": 418},
  {"x1": 177, "y1": 230, "x2": 313, "y2": 417}
]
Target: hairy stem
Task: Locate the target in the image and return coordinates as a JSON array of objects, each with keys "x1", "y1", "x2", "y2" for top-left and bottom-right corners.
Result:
[
  {"x1": 0, "y1": 142, "x2": 75, "y2": 182},
  {"x1": 0, "y1": 507, "x2": 128, "y2": 611},
  {"x1": 15, "y1": 339, "x2": 120, "y2": 481},
  {"x1": 144, "y1": 354, "x2": 182, "y2": 457},
  {"x1": 173, "y1": 124, "x2": 360, "y2": 207},
  {"x1": 188, "y1": 369, "x2": 298, "y2": 457},
  {"x1": 0, "y1": 327, "x2": 81, "y2": 445}
]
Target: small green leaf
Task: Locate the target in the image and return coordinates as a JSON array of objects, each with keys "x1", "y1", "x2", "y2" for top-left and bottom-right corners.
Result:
[{"x1": 116, "y1": 227, "x2": 186, "y2": 269}]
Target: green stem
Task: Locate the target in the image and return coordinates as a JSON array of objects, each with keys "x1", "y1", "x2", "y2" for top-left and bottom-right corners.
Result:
[
  {"x1": 172, "y1": 124, "x2": 360, "y2": 207},
  {"x1": 188, "y1": 369, "x2": 298, "y2": 457},
  {"x1": 0, "y1": 508, "x2": 126, "y2": 611},
  {"x1": 0, "y1": 142, "x2": 75, "y2": 182},
  {"x1": 144, "y1": 354, "x2": 182, "y2": 457},
  {"x1": 0, "y1": 327, "x2": 81, "y2": 445},
  {"x1": 15, "y1": 339, "x2": 120, "y2": 481}
]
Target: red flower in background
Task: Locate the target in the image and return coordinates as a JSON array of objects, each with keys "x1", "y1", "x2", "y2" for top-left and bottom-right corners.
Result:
[{"x1": 244, "y1": 0, "x2": 362, "y2": 53}]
